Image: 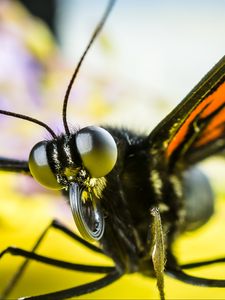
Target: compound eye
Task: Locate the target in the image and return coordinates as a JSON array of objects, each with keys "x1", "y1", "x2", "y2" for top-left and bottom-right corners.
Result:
[
  {"x1": 29, "y1": 141, "x2": 62, "y2": 190},
  {"x1": 75, "y1": 126, "x2": 117, "y2": 178}
]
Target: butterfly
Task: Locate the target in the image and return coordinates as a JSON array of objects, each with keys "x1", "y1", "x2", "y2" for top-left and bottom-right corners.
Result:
[{"x1": 1, "y1": 0, "x2": 225, "y2": 299}]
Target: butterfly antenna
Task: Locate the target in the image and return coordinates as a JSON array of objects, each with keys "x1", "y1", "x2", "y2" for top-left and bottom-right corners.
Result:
[
  {"x1": 62, "y1": 0, "x2": 116, "y2": 135},
  {"x1": 0, "y1": 110, "x2": 57, "y2": 139}
]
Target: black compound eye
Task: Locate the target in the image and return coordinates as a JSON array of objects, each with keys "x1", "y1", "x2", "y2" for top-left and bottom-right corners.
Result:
[
  {"x1": 75, "y1": 126, "x2": 117, "y2": 178},
  {"x1": 29, "y1": 141, "x2": 62, "y2": 190}
]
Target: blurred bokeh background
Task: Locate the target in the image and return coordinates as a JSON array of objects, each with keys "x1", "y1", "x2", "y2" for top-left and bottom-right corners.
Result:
[{"x1": 1, "y1": 0, "x2": 225, "y2": 299}]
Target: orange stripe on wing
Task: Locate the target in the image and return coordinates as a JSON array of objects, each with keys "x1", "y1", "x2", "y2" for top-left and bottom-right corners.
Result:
[
  {"x1": 166, "y1": 81, "x2": 225, "y2": 158},
  {"x1": 195, "y1": 107, "x2": 225, "y2": 147},
  {"x1": 194, "y1": 126, "x2": 224, "y2": 148},
  {"x1": 166, "y1": 99, "x2": 210, "y2": 157},
  {"x1": 200, "y1": 83, "x2": 225, "y2": 118}
]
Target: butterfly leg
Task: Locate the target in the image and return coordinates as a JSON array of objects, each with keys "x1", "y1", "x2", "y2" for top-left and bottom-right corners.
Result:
[
  {"x1": 19, "y1": 270, "x2": 122, "y2": 300},
  {"x1": 0, "y1": 219, "x2": 109, "y2": 299},
  {"x1": 0, "y1": 246, "x2": 120, "y2": 300},
  {"x1": 181, "y1": 257, "x2": 225, "y2": 269},
  {"x1": 166, "y1": 252, "x2": 225, "y2": 287},
  {"x1": 48, "y1": 219, "x2": 103, "y2": 254}
]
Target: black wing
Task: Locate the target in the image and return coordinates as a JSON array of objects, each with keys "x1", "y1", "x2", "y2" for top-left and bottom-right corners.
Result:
[{"x1": 148, "y1": 55, "x2": 225, "y2": 169}]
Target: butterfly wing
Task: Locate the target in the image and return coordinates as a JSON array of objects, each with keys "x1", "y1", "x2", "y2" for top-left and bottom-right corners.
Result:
[
  {"x1": 149, "y1": 55, "x2": 225, "y2": 169},
  {"x1": 148, "y1": 55, "x2": 225, "y2": 291}
]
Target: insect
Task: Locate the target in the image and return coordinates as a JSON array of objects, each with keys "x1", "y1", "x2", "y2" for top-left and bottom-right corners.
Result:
[{"x1": 1, "y1": 0, "x2": 225, "y2": 299}]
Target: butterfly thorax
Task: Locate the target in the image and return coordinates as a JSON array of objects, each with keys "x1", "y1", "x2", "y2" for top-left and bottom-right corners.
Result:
[{"x1": 98, "y1": 128, "x2": 185, "y2": 274}]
